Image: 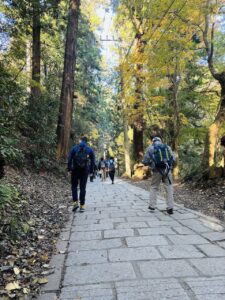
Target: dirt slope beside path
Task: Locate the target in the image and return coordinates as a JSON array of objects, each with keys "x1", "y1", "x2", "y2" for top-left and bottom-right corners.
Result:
[
  {"x1": 129, "y1": 178, "x2": 225, "y2": 222},
  {"x1": 0, "y1": 167, "x2": 71, "y2": 299}
]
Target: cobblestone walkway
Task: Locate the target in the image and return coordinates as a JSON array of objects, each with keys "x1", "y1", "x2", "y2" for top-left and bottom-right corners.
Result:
[{"x1": 39, "y1": 178, "x2": 225, "y2": 300}]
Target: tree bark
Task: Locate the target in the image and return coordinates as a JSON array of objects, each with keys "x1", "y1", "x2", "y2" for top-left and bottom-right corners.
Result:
[
  {"x1": 31, "y1": 0, "x2": 41, "y2": 97},
  {"x1": 123, "y1": 112, "x2": 131, "y2": 177},
  {"x1": 168, "y1": 62, "x2": 181, "y2": 180},
  {"x1": 133, "y1": 34, "x2": 145, "y2": 162},
  {"x1": 203, "y1": 77, "x2": 225, "y2": 176},
  {"x1": 201, "y1": 0, "x2": 225, "y2": 174},
  {"x1": 56, "y1": 0, "x2": 80, "y2": 159}
]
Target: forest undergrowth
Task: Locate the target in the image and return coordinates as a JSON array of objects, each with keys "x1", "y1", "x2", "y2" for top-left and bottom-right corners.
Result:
[{"x1": 0, "y1": 167, "x2": 71, "y2": 299}]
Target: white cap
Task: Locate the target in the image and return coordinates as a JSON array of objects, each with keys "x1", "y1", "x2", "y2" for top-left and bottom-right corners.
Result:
[{"x1": 152, "y1": 137, "x2": 162, "y2": 143}]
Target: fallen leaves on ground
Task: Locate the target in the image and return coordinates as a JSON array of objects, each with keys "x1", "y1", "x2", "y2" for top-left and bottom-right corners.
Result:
[{"x1": 0, "y1": 167, "x2": 71, "y2": 299}]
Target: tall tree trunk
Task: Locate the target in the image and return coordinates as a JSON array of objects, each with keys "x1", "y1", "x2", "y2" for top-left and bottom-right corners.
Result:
[
  {"x1": 56, "y1": 0, "x2": 80, "y2": 159},
  {"x1": 31, "y1": 0, "x2": 41, "y2": 97},
  {"x1": 123, "y1": 112, "x2": 131, "y2": 177},
  {"x1": 202, "y1": 0, "x2": 225, "y2": 176},
  {"x1": 26, "y1": 39, "x2": 31, "y2": 93},
  {"x1": 0, "y1": 154, "x2": 5, "y2": 179},
  {"x1": 133, "y1": 34, "x2": 145, "y2": 162},
  {"x1": 203, "y1": 77, "x2": 225, "y2": 176},
  {"x1": 168, "y1": 62, "x2": 181, "y2": 180}
]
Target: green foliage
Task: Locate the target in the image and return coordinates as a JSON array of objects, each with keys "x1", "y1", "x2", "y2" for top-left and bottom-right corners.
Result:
[
  {"x1": 22, "y1": 93, "x2": 59, "y2": 169},
  {"x1": 0, "y1": 183, "x2": 28, "y2": 241}
]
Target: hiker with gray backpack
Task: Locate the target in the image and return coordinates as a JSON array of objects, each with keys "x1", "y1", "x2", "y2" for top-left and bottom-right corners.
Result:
[{"x1": 144, "y1": 136, "x2": 175, "y2": 214}]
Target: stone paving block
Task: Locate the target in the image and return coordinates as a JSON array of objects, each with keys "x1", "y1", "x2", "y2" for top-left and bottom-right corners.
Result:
[
  {"x1": 202, "y1": 232, "x2": 225, "y2": 242},
  {"x1": 66, "y1": 250, "x2": 107, "y2": 266},
  {"x1": 42, "y1": 268, "x2": 63, "y2": 292},
  {"x1": 158, "y1": 245, "x2": 205, "y2": 259},
  {"x1": 109, "y1": 246, "x2": 161, "y2": 262},
  {"x1": 197, "y1": 295, "x2": 225, "y2": 300},
  {"x1": 172, "y1": 212, "x2": 198, "y2": 220},
  {"x1": 73, "y1": 218, "x2": 99, "y2": 225},
  {"x1": 37, "y1": 293, "x2": 57, "y2": 300},
  {"x1": 100, "y1": 217, "x2": 126, "y2": 223},
  {"x1": 168, "y1": 234, "x2": 209, "y2": 245},
  {"x1": 139, "y1": 260, "x2": 197, "y2": 278},
  {"x1": 104, "y1": 229, "x2": 134, "y2": 238},
  {"x1": 126, "y1": 216, "x2": 159, "y2": 222},
  {"x1": 197, "y1": 244, "x2": 225, "y2": 257},
  {"x1": 201, "y1": 219, "x2": 225, "y2": 232},
  {"x1": 70, "y1": 231, "x2": 102, "y2": 241},
  {"x1": 110, "y1": 212, "x2": 138, "y2": 218},
  {"x1": 172, "y1": 226, "x2": 195, "y2": 235},
  {"x1": 179, "y1": 220, "x2": 210, "y2": 233},
  {"x1": 218, "y1": 241, "x2": 225, "y2": 248},
  {"x1": 56, "y1": 240, "x2": 68, "y2": 253},
  {"x1": 115, "y1": 222, "x2": 148, "y2": 229},
  {"x1": 126, "y1": 236, "x2": 168, "y2": 247},
  {"x1": 68, "y1": 238, "x2": 123, "y2": 251},
  {"x1": 60, "y1": 283, "x2": 113, "y2": 300},
  {"x1": 59, "y1": 230, "x2": 70, "y2": 241},
  {"x1": 138, "y1": 227, "x2": 176, "y2": 235},
  {"x1": 185, "y1": 277, "x2": 225, "y2": 300},
  {"x1": 71, "y1": 223, "x2": 113, "y2": 232},
  {"x1": 86, "y1": 213, "x2": 110, "y2": 220},
  {"x1": 63, "y1": 262, "x2": 136, "y2": 285},
  {"x1": 190, "y1": 257, "x2": 225, "y2": 276},
  {"x1": 147, "y1": 220, "x2": 181, "y2": 227},
  {"x1": 50, "y1": 254, "x2": 65, "y2": 269},
  {"x1": 116, "y1": 278, "x2": 190, "y2": 300}
]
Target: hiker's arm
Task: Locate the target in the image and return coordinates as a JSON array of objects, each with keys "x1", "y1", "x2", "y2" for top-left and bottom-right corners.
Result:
[
  {"x1": 143, "y1": 147, "x2": 153, "y2": 165},
  {"x1": 68, "y1": 148, "x2": 74, "y2": 171},
  {"x1": 168, "y1": 146, "x2": 176, "y2": 163},
  {"x1": 89, "y1": 149, "x2": 95, "y2": 173}
]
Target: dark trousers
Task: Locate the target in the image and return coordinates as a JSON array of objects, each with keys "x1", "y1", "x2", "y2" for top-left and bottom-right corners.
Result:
[
  {"x1": 71, "y1": 169, "x2": 88, "y2": 205},
  {"x1": 109, "y1": 170, "x2": 115, "y2": 182}
]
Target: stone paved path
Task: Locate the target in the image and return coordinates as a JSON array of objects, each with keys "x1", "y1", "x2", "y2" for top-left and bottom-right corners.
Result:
[{"x1": 39, "y1": 178, "x2": 225, "y2": 300}]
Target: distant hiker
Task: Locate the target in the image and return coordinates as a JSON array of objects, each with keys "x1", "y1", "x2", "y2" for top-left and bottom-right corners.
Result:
[
  {"x1": 68, "y1": 136, "x2": 95, "y2": 212},
  {"x1": 144, "y1": 136, "x2": 175, "y2": 214},
  {"x1": 98, "y1": 157, "x2": 107, "y2": 181},
  {"x1": 90, "y1": 163, "x2": 98, "y2": 182},
  {"x1": 108, "y1": 157, "x2": 116, "y2": 184}
]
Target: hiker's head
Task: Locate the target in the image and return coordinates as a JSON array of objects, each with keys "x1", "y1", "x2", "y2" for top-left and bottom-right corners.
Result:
[
  {"x1": 80, "y1": 136, "x2": 88, "y2": 143},
  {"x1": 100, "y1": 157, "x2": 104, "y2": 161},
  {"x1": 152, "y1": 136, "x2": 162, "y2": 143}
]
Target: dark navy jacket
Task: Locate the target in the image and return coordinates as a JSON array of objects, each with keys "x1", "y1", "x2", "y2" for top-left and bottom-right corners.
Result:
[{"x1": 68, "y1": 141, "x2": 95, "y2": 173}]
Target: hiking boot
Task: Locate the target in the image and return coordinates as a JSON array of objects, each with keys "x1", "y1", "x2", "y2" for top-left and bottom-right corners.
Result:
[
  {"x1": 148, "y1": 206, "x2": 155, "y2": 211},
  {"x1": 80, "y1": 205, "x2": 86, "y2": 212},
  {"x1": 167, "y1": 208, "x2": 173, "y2": 215},
  {"x1": 72, "y1": 201, "x2": 79, "y2": 212}
]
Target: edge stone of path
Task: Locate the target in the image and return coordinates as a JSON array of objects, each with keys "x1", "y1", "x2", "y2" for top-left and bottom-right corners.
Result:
[
  {"x1": 37, "y1": 208, "x2": 74, "y2": 300},
  {"x1": 36, "y1": 179, "x2": 225, "y2": 299}
]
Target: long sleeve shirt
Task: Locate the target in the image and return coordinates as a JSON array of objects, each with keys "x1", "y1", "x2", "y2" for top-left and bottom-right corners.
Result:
[
  {"x1": 144, "y1": 141, "x2": 175, "y2": 170},
  {"x1": 68, "y1": 142, "x2": 95, "y2": 173}
]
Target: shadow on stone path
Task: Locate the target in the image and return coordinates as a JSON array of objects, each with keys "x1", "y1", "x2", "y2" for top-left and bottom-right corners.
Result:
[{"x1": 38, "y1": 178, "x2": 225, "y2": 300}]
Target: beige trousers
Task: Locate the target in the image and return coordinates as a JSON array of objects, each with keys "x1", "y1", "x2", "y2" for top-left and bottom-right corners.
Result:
[{"x1": 149, "y1": 171, "x2": 174, "y2": 209}]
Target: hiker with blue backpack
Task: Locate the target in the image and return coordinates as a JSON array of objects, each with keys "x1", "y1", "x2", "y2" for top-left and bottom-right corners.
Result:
[
  {"x1": 144, "y1": 136, "x2": 175, "y2": 215},
  {"x1": 108, "y1": 157, "x2": 116, "y2": 184},
  {"x1": 68, "y1": 136, "x2": 95, "y2": 212}
]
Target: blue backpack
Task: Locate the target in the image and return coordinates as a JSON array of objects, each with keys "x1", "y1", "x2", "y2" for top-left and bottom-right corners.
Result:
[
  {"x1": 152, "y1": 144, "x2": 173, "y2": 169},
  {"x1": 73, "y1": 146, "x2": 89, "y2": 169}
]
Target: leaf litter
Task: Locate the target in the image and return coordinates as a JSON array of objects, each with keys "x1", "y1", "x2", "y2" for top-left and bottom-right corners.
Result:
[{"x1": 0, "y1": 167, "x2": 71, "y2": 299}]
